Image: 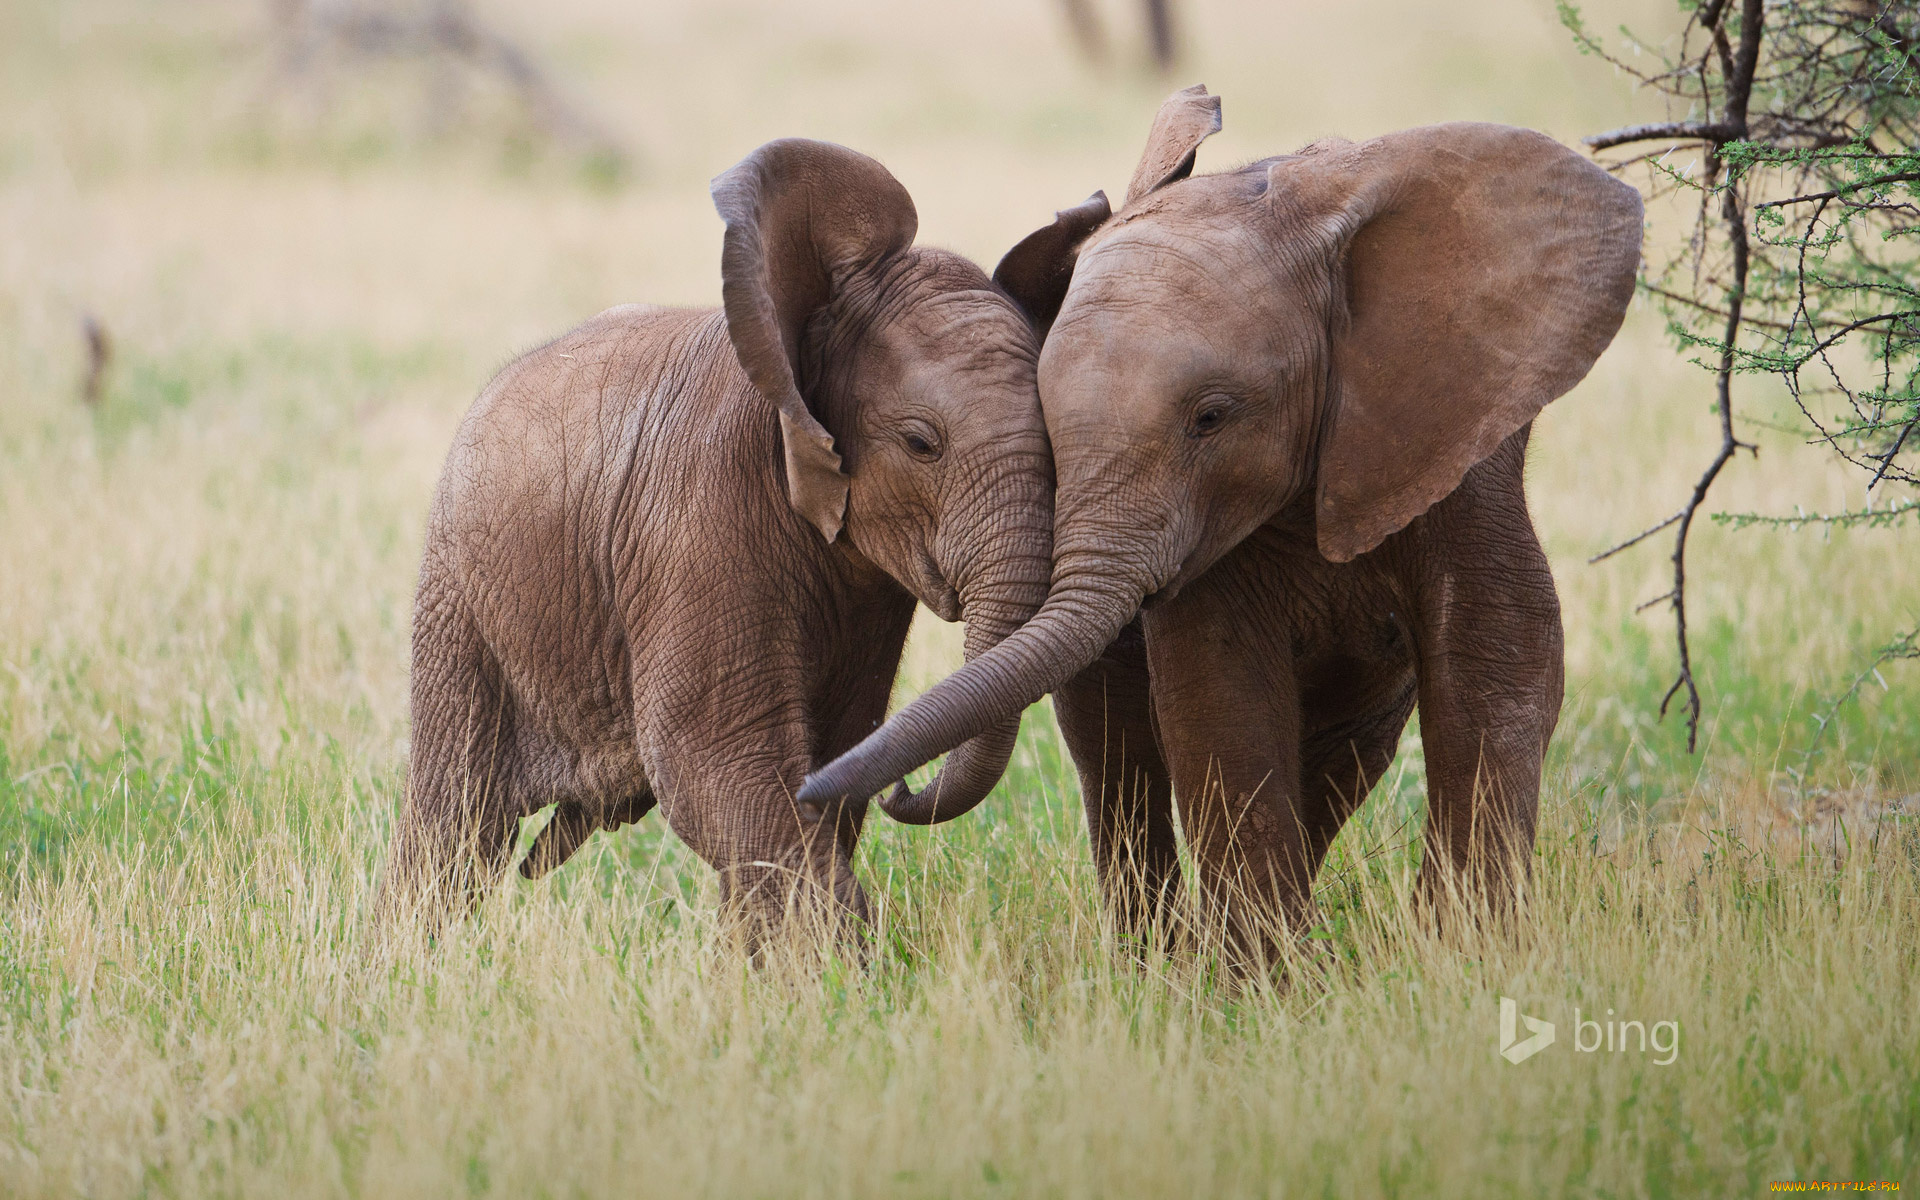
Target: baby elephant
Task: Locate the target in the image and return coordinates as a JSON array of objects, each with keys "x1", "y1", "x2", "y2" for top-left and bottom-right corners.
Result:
[{"x1": 379, "y1": 139, "x2": 1053, "y2": 943}]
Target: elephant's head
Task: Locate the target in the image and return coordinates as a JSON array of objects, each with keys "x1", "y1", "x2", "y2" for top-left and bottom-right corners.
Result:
[
  {"x1": 798, "y1": 88, "x2": 1642, "y2": 819},
  {"x1": 713, "y1": 139, "x2": 1055, "y2": 822}
]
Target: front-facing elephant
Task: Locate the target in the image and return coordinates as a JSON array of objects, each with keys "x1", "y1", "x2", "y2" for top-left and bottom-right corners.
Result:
[
  {"x1": 378, "y1": 139, "x2": 1057, "y2": 946},
  {"x1": 802, "y1": 88, "x2": 1642, "y2": 961}
]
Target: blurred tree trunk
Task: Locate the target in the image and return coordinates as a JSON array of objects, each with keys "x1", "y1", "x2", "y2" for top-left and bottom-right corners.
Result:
[{"x1": 1054, "y1": 0, "x2": 1179, "y2": 70}]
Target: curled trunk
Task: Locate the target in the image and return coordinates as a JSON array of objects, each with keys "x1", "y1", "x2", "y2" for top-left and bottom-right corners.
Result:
[
  {"x1": 872, "y1": 451, "x2": 1054, "y2": 824},
  {"x1": 877, "y1": 609, "x2": 1023, "y2": 825},
  {"x1": 878, "y1": 502, "x2": 1050, "y2": 824},
  {"x1": 803, "y1": 551, "x2": 1152, "y2": 816}
]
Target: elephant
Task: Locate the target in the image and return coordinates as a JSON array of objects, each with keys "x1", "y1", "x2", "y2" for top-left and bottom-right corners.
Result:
[
  {"x1": 377, "y1": 138, "x2": 1056, "y2": 945},
  {"x1": 801, "y1": 87, "x2": 1643, "y2": 962}
]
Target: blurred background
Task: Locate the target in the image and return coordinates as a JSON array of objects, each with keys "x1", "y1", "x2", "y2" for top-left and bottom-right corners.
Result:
[{"x1": 0, "y1": 0, "x2": 1913, "y2": 843}]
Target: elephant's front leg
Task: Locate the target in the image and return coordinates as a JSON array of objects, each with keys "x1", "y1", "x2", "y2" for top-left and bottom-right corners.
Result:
[
  {"x1": 812, "y1": 611, "x2": 918, "y2": 870},
  {"x1": 1407, "y1": 469, "x2": 1565, "y2": 914},
  {"x1": 1140, "y1": 559, "x2": 1311, "y2": 970},
  {"x1": 1052, "y1": 619, "x2": 1181, "y2": 947},
  {"x1": 643, "y1": 706, "x2": 871, "y2": 956},
  {"x1": 658, "y1": 752, "x2": 871, "y2": 955}
]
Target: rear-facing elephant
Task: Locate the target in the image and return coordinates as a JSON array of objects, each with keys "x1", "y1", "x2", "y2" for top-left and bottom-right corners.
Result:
[
  {"x1": 378, "y1": 138, "x2": 1056, "y2": 944},
  {"x1": 802, "y1": 88, "x2": 1643, "y2": 960}
]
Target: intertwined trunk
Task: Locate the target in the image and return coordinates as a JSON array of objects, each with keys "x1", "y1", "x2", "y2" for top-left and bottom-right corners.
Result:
[
  {"x1": 879, "y1": 590, "x2": 1031, "y2": 824},
  {"x1": 879, "y1": 449, "x2": 1054, "y2": 823},
  {"x1": 811, "y1": 537, "x2": 1155, "y2": 817}
]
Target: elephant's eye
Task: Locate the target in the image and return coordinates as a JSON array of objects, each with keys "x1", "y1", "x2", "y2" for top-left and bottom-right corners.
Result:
[
  {"x1": 1189, "y1": 399, "x2": 1234, "y2": 438},
  {"x1": 903, "y1": 428, "x2": 943, "y2": 461}
]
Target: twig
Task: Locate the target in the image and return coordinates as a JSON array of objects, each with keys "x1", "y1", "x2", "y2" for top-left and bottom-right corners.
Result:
[
  {"x1": 1590, "y1": 509, "x2": 1684, "y2": 563},
  {"x1": 1798, "y1": 626, "x2": 1920, "y2": 768},
  {"x1": 1585, "y1": 120, "x2": 1744, "y2": 150},
  {"x1": 1713, "y1": 496, "x2": 1920, "y2": 530},
  {"x1": 79, "y1": 314, "x2": 110, "y2": 407},
  {"x1": 1654, "y1": 0, "x2": 1765, "y2": 752},
  {"x1": 1755, "y1": 170, "x2": 1920, "y2": 208},
  {"x1": 1868, "y1": 408, "x2": 1920, "y2": 489},
  {"x1": 1635, "y1": 589, "x2": 1679, "y2": 614},
  {"x1": 1638, "y1": 281, "x2": 1794, "y2": 331}
]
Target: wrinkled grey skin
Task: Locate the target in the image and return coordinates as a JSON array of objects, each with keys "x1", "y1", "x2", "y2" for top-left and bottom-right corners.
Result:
[
  {"x1": 806, "y1": 88, "x2": 1642, "y2": 962},
  {"x1": 377, "y1": 139, "x2": 1053, "y2": 944}
]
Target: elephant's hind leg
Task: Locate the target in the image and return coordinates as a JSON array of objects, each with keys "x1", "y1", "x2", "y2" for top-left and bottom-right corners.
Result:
[
  {"x1": 519, "y1": 786, "x2": 657, "y2": 880},
  {"x1": 1295, "y1": 670, "x2": 1418, "y2": 877},
  {"x1": 1408, "y1": 438, "x2": 1565, "y2": 917},
  {"x1": 378, "y1": 595, "x2": 523, "y2": 930}
]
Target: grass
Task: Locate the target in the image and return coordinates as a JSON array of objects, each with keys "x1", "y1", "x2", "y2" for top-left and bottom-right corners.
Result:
[
  {"x1": 2, "y1": 0, "x2": 1917, "y2": 1194},
  {"x1": 4, "y1": 718, "x2": 1916, "y2": 1196}
]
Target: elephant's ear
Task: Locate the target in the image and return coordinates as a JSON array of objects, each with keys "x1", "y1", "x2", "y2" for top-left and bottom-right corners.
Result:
[
  {"x1": 1283, "y1": 123, "x2": 1643, "y2": 563},
  {"x1": 992, "y1": 191, "x2": 1111, "y2": 338},
  {"x1": 712, "y1": 138, "x2": 918, "y2": 542},
  {"x1": 1125, "y1": 84, "x2": 1222, "y2": 205}
]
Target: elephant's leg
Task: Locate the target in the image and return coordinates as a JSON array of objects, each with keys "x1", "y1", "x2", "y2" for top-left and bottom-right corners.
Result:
[
  {"x1": 1295, "y1": 672, "x2": 1418, "y2": 877},
  {"x1": 379, "y1": 595, "x2": 524, "y2": 928},
  {"x1": 633, "y1": 588, "x2": 908, "y2": 960},
  {"x1": 1407, "y1": 445, "x2": 1565, "y2": 915},
  {"x1": 648, "y1": 728, "x2": 870, "y2": 958},
  {"x1": 812, "y1": 643, "x2": 915, "y2": 867},
  {"x1": 1052, "y1": 619, "x2": 1181, "y2": 945},
  {"x1": 518, "y1": 786, "x2": 657, "y2": 880},
  {"x1": 1141, "y1": 560, "x2": 1310, "y2": 970}
]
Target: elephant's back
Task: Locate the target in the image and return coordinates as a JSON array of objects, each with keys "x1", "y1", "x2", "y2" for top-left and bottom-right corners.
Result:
[
  {"x1": 418, "y1": 304, "x2": 744, "y2": 750},
  {"x1": 427, "y1": 305, "x2": 731, "y2": 583}
]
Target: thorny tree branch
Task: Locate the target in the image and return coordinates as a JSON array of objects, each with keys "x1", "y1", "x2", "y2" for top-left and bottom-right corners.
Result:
[
  {"x1": 1585, "y1": 120, "x2": 1745, "y2": 149},
  {"x1": 1581, "y1": 0, "x2": 1767, "y2": 753},
  {"x1": 1572, "y1": 0, "x2": 1920, "y2": 758},
  {"x1": 1754, "y1": 170, "x2": 1920, "y2": 207},
  {"x1": 1637, "y1": 281, "x2": 1794, "y2": 331}
]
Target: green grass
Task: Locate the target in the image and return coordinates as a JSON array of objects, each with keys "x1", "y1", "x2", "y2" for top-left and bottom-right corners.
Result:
[{"x1": 1, "y1": 706, "x2": 1915, "y2": 1197}]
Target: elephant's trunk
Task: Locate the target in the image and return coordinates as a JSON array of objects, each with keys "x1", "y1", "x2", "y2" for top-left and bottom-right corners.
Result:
[
  {"x1": 877, "y1": 599, "x2": 1026, "y2": 825},
  {"x1": 878, "y1": 464, "x2": 1054, "y2": 824},
  {"x1": 802, "y1": 542, "x2": 1153, "y2": 815}
]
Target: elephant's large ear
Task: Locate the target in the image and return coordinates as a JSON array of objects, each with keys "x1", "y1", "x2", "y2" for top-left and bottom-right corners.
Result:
[
  {"x1": 992, "y1": 191, "x2": 1111, "y2": 338},
  {"x1": 712, "y1": 138, "x2": 918, "y2": 542},
  {"x1": 1283, "y1": 123, "x2": 1643, "y2": 562},
  {"x1": 1125, "y1": 84, "x2": 1222, "y2": 205}
]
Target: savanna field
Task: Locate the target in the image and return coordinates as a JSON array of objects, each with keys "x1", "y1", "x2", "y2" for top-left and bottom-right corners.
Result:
[{"x1": 2, "y1": 0, "x2": 1917, "y2": 1195}]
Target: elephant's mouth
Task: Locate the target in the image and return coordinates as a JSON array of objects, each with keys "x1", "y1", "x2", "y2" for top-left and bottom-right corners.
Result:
[
  {"x1": 924, "y1": 583, "x2": 962, "y2": 623},
  {"x1": 915, "y1": 552, "x2": 962, "y2": 621},
  {"x1": 1139, "y1": 561, "x2": 1188, "y2": 610}
]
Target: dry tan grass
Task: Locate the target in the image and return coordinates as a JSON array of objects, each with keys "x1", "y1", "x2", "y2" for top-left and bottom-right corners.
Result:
[{"x1": 3, "y1": 770, "x2": 1914, "y2": 1197}]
